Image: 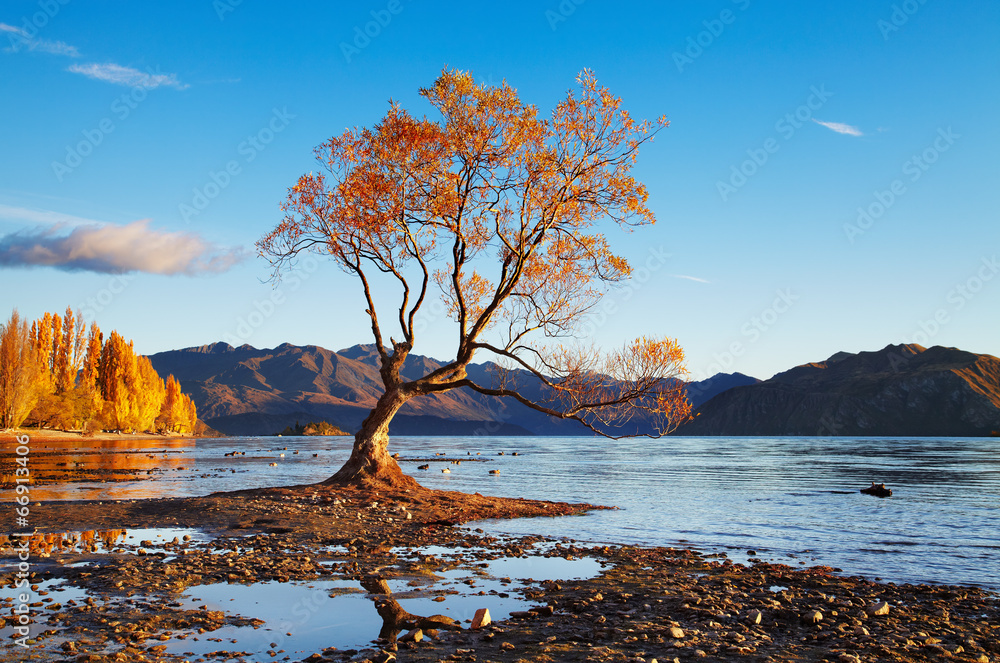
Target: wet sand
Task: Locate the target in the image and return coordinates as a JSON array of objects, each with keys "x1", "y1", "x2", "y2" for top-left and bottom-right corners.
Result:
[{"x1": 1, "y1": 477, "x2": 997, "y2": 663}]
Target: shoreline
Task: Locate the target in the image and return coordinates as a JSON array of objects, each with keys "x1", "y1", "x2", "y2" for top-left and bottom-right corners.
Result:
[
  {"x1": 1, "y1": 483, "x2": 997, "y2": 662},
  {"x1": 4, "y1": 429, "x2": 207, "y2": 444}
]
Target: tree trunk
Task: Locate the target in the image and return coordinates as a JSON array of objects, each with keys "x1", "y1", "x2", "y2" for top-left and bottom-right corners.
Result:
[{"x1": 324, "y1": 387, "x2": 420, "y2": 489}]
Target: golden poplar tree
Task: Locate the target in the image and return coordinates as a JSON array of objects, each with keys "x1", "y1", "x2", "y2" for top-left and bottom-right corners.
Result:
[
  {"x1": 76, "y1": 321, "x2": 104, "y2": 430},
  {"x1": 131, "y1": 356, "x2": 165, "y2": 431},
  {"x1": 0, "y1": 310, "x2": 46, "y2": 430},
  {"x1": 99, "y1": 331, "x2": 133, "y2": 431}
]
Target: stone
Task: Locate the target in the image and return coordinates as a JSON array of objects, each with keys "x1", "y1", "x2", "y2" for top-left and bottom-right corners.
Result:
[
  {"x1": 668, "y1": 626, "x2": 684, "y2": 639},
  {"x1": 866, "y1": 601, "x2": 890, "y2": 616},
  {"x1": 746, "y1": 609, "x2": 763, "y2": 625},
  {"x1": 399, "y1": 628, "x2": 423, "y2": 643},
  {"x1": 500, "y1": 642, "x2": 516, "y2": 651},
  {"x1": 802, "y1": 610, "x2": 823, "y2": 624},
  {"x1": 471, "y1": 608, "x2": 491, "y2": 629}
]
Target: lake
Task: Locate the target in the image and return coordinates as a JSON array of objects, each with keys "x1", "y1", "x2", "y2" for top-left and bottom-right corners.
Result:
[{"x1": 7, "y1": 434, "x2": 999, "y2": 592}]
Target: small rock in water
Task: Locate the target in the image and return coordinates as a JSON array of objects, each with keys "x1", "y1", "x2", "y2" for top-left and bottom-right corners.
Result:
[
  {"x1": 746, "y1": 609, "x2": 763, "y2": 625},
  {"x1": 472, "y1": 608, "x2": 491, "y2": 629},
  {"x1": 668, "y1": 626, "x2": 684, "y2": 639}
]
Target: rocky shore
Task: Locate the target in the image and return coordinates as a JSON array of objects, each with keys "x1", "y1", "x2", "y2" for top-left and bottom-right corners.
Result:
[{"x1": 1, "y1": 483, "x2": 997, "y2": 663}]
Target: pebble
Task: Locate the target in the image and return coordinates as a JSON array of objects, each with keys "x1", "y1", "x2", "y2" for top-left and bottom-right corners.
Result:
[
  {"x1": 399, "y1": 628, "x2": 423, "y2": 643},
  {"x1": 866, "y1": 601, "x2": 890, "y2": 616},
  {"x1": 803, "y1": 609, "x2": 823, "y2": 624},
  {"x1": 472, "y1": 608, "x2": 491, "y2": 629}
]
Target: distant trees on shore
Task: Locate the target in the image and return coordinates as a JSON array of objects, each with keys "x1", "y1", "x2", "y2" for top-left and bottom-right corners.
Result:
[
  {"x1": 277, "y1": 420, "x2": 347, "y2": 437},
  {"x1": 0, "y1": 308, "x2": 198, "y2": 434}
]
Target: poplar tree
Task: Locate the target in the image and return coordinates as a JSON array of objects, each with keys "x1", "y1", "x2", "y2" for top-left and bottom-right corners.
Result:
[{"x1": 0, "y1": 310, "x2": 45, "y2": 430}]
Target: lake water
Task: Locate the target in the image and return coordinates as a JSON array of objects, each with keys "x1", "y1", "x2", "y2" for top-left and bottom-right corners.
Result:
[{"x1": 6, "y1": 434, "x2": 999, "y2": 592}]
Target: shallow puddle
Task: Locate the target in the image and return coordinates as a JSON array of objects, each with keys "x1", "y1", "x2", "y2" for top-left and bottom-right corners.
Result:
[
  {"x1": 152, "y1": 547, "x2": 607, "y2": 657},
  {"x1": 164, "y1": 580, "x2": 375, "y2": 657},
  {"x1": 486, "y1": 554, "x2": 604, "y2": 582},
  {"x1": 0, "y1": 526, "x2": 207, "y2": 564},
  {"x1": 0, "y1": 577, "x2": 92, "y2": 643}
]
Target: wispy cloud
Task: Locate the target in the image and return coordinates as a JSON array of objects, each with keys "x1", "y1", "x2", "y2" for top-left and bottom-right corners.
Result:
[
  {"x1": 0, "y1": 220, "x2": 245, "y2": 275},
  {"x1": 0, "y1": 203, "x2": 104, "y2": 228},
  {"x1": 66, "y1": 62, "x2": 188, "y2": 89},
  {"x1": 1, "y1": 25, "x2": 187, "y2": 90},
  {"x1": 0, "y1": 22, "x2": 79, "y2": 57},
  {"x1": 812, "y1": 119, "x2": 864, "y2": 137},
  {"x1": 670, "y1": 274, "x2": 711, "y2": 284}
]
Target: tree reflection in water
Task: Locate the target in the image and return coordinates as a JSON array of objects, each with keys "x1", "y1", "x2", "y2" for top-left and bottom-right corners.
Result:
[{"x1": 359, "y1": 574, "x2": 463, "y2": 643}]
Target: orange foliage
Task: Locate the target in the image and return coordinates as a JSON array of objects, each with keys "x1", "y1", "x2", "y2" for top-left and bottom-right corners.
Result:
[
  {"x1": 259, "y1": 70, "x2": 689, "y2": 439},
  {"x1": 5, "y1": 308, "x2": 198, "y2": 435}
]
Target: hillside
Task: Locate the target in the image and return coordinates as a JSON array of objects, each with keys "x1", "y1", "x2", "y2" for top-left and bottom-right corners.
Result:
[
  {"x1": 149, "y1": 343, "x2": 756, "y2": 436},
  {"x1": 677, "y1": 344, "x2": 1000, "y2": 437}
]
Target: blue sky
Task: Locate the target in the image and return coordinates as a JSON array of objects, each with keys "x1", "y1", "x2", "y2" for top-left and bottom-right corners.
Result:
[{"x1": 1, "y1": 0, "x2": 997, "y2": 380}]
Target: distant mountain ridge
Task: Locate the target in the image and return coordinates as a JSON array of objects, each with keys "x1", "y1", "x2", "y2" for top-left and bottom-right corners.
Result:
[
  {"x1": 148, "y1": 342, "x2": 757, "y2": 437},
  {"x1": 678, "y1": 344, "x2": 1000, "y2": 437}
]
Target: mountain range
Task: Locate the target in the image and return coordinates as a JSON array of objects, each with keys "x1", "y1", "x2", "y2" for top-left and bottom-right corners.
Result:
[
  {"x1": 148, "y1": 342, "x2": 756, "y2": 437},
  {"x1": 148, "y1": 342, "x2": 1000, "y2": 438},
  {"x1": 677, "y1": 344, "x2": 1000, "y2": 437}
]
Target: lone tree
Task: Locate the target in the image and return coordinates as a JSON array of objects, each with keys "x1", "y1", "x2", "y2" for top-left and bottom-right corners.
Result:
[{"x1": 258, "y1": 70, "x2": 691, "y2": 489}]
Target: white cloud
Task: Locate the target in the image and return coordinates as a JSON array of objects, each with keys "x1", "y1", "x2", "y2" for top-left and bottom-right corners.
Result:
[
  {"x1": 0, "y1": 203, "x2": 104, "y2": 228},
  {"x1": 0, "y1": 220, "x2": 245, "y2": 275},
  {"x1": 66, "y1": 62, "x2": 188, "y2": 90},
  {"x1": 1, "y1": 24, "x2": 187, "y2": 90},
  {"x1": 0, "y1": 22, "x2": 80, "y2": 57},
  {"x1": 670, "y1": 274, "x2": 711, "y2": 284},
  {"x1": 812, "y1": 119, "x2": 864, "y2": 137}
]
